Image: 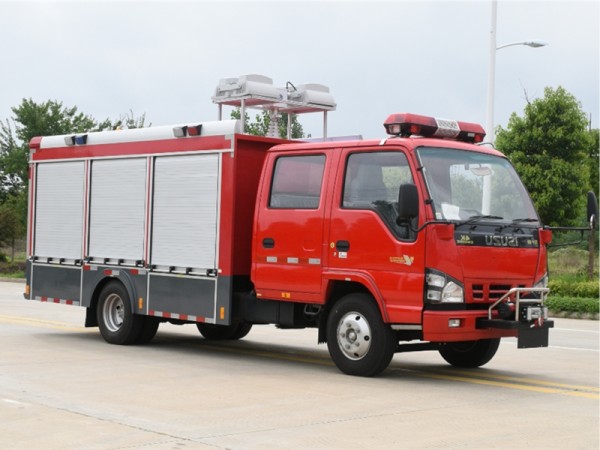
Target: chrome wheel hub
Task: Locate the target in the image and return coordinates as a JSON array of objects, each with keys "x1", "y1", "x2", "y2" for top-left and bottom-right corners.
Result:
[
  {"x1": 336, "y1": 311, "x2": 372, "y2": 360},
  {"x1": 103, "y1": 293, "x2": 124, "y2": 332}
]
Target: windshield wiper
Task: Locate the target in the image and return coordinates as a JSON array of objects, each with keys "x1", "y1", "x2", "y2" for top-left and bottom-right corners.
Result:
[
  {"x1": 456, "y1": 215, "x2": 504, "y2": 225},
  {"x1": 510, "y1": 218, "x2": 539, "y2": 224},
  {"x1": 455, "y1": 215, "x2": 504, "y2": 227},
  {"x1": 497, "y1": 217, "x2": 539, "y2": 231}
]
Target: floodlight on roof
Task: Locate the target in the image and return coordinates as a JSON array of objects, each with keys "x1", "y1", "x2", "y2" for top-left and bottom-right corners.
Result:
[
  {"x1": 212, "y1": 74, "x2": 336, "y2": 138},
  {"x1": 212, "y1": 74, "x2": 283, "y2": 107},
  {"x1": 279, "y1": 83, "x2": 336, "y2": 113}
]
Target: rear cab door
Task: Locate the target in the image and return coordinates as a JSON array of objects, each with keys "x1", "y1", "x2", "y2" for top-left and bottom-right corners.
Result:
[{"x1": 252, "y1": 147, "x2": 336, "y2": 302}]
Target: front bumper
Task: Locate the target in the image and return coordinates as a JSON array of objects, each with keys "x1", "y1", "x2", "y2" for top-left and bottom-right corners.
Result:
[
  {"x1": 477, "y1": 317, "x2": 554, "y2": 348},
  {"x1": 423, "y1": 287, "x2": 553, "y2": 347},
  {"x1": 423, "y1": 310, "x2": 518, "y2": 342}
]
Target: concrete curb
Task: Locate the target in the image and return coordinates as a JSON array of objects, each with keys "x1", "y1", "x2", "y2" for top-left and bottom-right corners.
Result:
[
  {"x1": 0, "y1": 277, "x2": 25, "y2": 283},
  {"x1": 549, "y1": 310, "x2": 599, "y2": 321}
]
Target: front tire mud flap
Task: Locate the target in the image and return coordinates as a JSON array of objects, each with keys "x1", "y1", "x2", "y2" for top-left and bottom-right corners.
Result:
[{"x1": 476, "y1": 318, "x2": 554, "y2": 349}]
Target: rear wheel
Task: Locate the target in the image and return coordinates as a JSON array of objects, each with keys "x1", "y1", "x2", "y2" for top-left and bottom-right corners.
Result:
[
  {"x1": 97, "y1": 281, "x2": 142, "y2": 345},
  {"x1": 196, "y1": 321, "x2": 252, "y2": 340},
  {"x1": 438, "y1": 338, "x2": 500, "y2": 368},
  {"x1": 326, "y1": 293, "x2": 396, "y2": 377},
  {"x1": 135, "y1": 317, "x2": 160, "y2": 344}
]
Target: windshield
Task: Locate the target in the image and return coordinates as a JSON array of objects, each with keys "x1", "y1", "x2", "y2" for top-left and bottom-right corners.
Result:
[{"x1": 417, "y1": 147, "x2": 539, "y2": 224}]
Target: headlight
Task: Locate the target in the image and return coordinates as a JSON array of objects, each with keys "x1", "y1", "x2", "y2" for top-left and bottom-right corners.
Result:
[
  {"x1": 442, "y1": 281, "x2": 464, "y2": 303},
  {"x1": 534, "y1": 274, "x2": 548, "y2": 289},
  {"x1": 425, "y1": 269, "x2": 464, "y2": 304}
]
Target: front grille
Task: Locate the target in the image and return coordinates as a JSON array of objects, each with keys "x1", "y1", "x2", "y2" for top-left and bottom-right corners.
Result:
[{"x1": 470, "y1": 283, "x2": 523, "y2": 302}]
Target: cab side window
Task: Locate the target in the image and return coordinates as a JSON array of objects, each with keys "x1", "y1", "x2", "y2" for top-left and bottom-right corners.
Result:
[
  {"x1": 269, "y1": 155, "x2": 326, "y2": 209},
  {"x1": 342, "y1": 151, "x2": 416, "y2": 239}
]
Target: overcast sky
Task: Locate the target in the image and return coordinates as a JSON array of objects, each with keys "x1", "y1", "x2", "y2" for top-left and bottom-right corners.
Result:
[{"x1": 0, "y1": 1, "x2": 598, "y2": 140}]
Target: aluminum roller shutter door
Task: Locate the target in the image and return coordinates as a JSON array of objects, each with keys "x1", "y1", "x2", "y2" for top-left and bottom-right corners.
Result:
[
  {"x1": 34, "y1": 162, "x2": 85, "y2": 260},
  {"x1": 88, "y1": 158, "x2": 147, "y2": 262},
  {"x1": 152, "y1": 154, "x2": 219, "y2": 270}
]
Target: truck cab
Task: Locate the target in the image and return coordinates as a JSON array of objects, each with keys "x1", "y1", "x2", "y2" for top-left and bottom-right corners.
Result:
[{"x1": 251, "y1": 113, "x2": 552, "y2": 376}]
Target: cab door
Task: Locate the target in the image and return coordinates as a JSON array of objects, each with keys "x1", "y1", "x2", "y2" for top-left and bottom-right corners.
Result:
[
  {"x1": 328, "y1": 148, "x2": 426, "y2": 324},
  {"x1": 252, "y1": 152, "x2": 329, "y2": 301}
]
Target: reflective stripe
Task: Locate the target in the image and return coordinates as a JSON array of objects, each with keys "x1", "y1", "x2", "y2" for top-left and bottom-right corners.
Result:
[
  {"x1": 35, "y1": 296, "x2": 79, "y2": 306},
  {"x1": 264, "y1": 255, "x2": 322, "y2": 265},
  {"x1": 148, "y1": 309, "x2": 209, "y2": 323}
]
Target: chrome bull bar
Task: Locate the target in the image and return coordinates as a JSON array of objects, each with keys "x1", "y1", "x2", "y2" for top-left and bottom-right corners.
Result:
[{"x1": 487, "y1": 287, "x2": 550, "y2": 320}]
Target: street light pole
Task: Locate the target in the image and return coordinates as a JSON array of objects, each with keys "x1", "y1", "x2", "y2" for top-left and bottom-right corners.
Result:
[
  {"x1": 486, "y1": 0, "x2": 498, "y2": 143},
  {"x1": 485, "y1": 0, "x2": 547, "y2": 143}
]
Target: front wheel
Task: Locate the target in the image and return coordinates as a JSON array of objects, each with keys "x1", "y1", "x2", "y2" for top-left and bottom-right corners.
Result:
[
  {"x1": 196, "y1": 321, "x2": 252, "y2": 340},
  {"x1": 97, "y1": 281, "x2": 142, "y2": 345},
  {"x1": 326, "y1": 294, "x2": 396, "y2": 377},
  {"x1": 438, "y1": 338, "x2": 500, "y2": 368}
]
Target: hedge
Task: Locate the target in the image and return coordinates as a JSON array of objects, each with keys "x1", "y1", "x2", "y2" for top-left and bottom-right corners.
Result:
[
  {"x1": 546, "y1": 296, "x2": 599, "y2": 314},
  {"x1": 549, "y1": 279, "x2": 599, "y2": 298},
  {"x1": 0, "y1": 262, "x2": 26, "y2": 275}
]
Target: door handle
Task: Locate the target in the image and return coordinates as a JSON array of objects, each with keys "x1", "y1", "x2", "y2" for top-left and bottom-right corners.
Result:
[
  {"x1": 263, "y1": 238, "x2": 275, "y2": 249},
  {"x1": 336, "y1": 240, "x2": 350, "y2": 252}
]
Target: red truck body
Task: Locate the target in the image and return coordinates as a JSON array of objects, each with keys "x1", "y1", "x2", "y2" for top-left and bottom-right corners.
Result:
[{"x1": 25, "y1": 114, "x2": 554, "y2": 376}]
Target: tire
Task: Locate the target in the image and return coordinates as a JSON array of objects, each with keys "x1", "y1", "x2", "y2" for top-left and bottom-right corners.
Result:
[
  {"x1": 326, "y1": 293, "x2": 396, "y2": 377},
  {"x1": 97, "y1": 281, "x2": 142, "y2": 345},
  {"x1": 438, "y1": 338, "x2": 500, "y2": 368},
  {"x1": 135, "y1": 317, "x2": 160, "y2": 345},
  {"x1": 196, "y1": 321, "x2": 253, "y2": 340}
]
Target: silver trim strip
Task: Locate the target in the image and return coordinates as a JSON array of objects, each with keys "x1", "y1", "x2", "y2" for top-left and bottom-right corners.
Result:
[{"x1": 391, "y1": 324, "x2": 423, "y2": 331}]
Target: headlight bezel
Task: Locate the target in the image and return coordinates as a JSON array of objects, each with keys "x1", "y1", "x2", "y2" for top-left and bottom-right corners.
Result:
[
  {"x1": 425, "y1": 269, "x2": 464, "y2": 304},
  {"x1": 534, "y1": 273, "x2": 548, "y2": 290}
]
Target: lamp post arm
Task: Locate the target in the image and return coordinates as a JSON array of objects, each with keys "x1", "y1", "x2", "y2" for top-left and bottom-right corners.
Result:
[{"x1": 497, "y1": 41, "x2": 547, "y2": 50}]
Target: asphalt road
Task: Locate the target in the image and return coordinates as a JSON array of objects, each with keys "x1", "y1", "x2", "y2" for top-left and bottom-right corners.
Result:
[{"x1": 0, "y1": 281, "x2": 598, "y2": 449}]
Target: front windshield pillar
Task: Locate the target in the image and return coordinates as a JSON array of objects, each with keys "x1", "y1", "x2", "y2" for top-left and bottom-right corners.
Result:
[{"x1": 482, "y1": 174, "x2": 491, "y2": 215}]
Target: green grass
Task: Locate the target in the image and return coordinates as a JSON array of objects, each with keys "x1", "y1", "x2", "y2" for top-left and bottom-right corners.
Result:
[
  {"x1": 0, "y1": 271, "x2": 25, "y2": 279},
  {"x1": 546, "y1": 296, "x2": 599, "y2": 315}
]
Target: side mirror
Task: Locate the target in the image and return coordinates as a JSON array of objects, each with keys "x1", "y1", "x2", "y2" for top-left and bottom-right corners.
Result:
[
  {"x1": 397, "y1": 183, "x2": 419, "y2": 224},
  {"x1": 588, "y1": 191, "x2": 598, "y2": 229}
]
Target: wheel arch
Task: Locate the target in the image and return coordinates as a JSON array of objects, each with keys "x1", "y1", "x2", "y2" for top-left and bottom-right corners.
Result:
[
  {"x1": 318, "y1": 278, "x2": 387, "y2": 344},
  {"x1": 85, "y1": 274, "x2": 138, "y2": 327},
  {"x1": 324, "y1": 290, "x2": 397, "y2": 376}
]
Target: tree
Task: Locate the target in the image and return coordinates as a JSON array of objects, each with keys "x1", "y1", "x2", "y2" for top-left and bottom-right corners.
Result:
[
  {"x1": 0, "y1": 194, "x2": 26, "y2": 261},
  {"x1": 0, "y1": 99, "x2": 148, "y2": 195},
  {"x1": 0, "y1": 99, "x2": 148, "y2": 250},
  {"x1": 495, "y1": 86, "x2": 591, "y2": 227},
  {"x1": 1, "y1": 99, "x2": 97, "y2": 193},
  {"x1": 230, "y1": 108, "x2": 306, "y2": 139}
]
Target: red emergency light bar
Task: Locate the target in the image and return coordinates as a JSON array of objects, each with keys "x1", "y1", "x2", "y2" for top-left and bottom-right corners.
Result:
[{"x1": 384, "y1": 113, "x2": 486, "y2": 143}]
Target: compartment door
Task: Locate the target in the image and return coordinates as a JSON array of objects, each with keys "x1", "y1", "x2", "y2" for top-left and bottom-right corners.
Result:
[
  {"x1": 151, "y1": 153, "x2": 220, "y2": 273},
  {"x1": 34, "y1": 161, "x2": 85, "y2": 262}
]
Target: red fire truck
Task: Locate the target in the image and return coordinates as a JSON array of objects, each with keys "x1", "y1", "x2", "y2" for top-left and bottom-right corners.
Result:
[{"x1": 25, "y1": 112, "x2": 580, "y2": 376}]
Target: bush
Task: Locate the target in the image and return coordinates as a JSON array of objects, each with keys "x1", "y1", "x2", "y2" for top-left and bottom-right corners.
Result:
[
  {"x1": 547, "y1": 296, "x2": 599, "y2": 314},
  {"x1": 549, "y1": 279, "x2": 599, "y2": 298},
  {"x1": 0, "y1": 261, "x2": 26, "y2": 275}
]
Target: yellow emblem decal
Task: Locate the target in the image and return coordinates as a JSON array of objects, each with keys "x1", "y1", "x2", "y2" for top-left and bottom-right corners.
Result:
[
  {"x1": 389, "y1": 255, "x2": 415, "y2": 266},
  {"x1": 457, "y1": 234, "x2": 474, "y2": 245}
]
